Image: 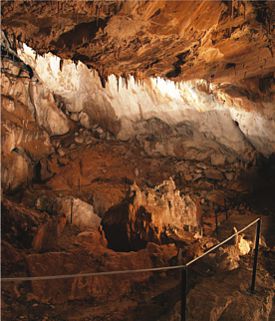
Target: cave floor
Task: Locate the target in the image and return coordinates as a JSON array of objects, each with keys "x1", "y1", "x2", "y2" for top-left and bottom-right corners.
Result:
[{"x1": 2, "y1": 138, "x2": 275, "y2": 321}]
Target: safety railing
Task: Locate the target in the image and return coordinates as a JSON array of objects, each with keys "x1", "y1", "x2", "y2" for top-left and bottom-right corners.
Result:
[{"x1": 1, "y1": 218, "x2": 261, "y2": 321}]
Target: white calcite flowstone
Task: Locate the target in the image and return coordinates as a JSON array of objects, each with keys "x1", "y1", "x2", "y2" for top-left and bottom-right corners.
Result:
[
  {"x1": 1, "y1": 152, "x2": 32, "y2": 191},
  {"x1": 1, "y1": 57, "x2": 69, "y2": 192},
  {"x1": 18, "y1": 44, "x2": 275, "y2": 163},
  {"x1": 230, "y1": 108, "x2": 275, "y2": 157},
  {"x1": 31, "y1": 82, "x2": 70, "y2": 136},
  {"x1": 237, "y1": 235, "x2": 251, "y2": 256}
]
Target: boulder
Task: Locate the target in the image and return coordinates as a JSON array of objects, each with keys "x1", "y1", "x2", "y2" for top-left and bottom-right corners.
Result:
[
  {"x1": 36, "y1": 195, "x2": 101, "y2": 232},
  {"x1": 204, "y1": 168, "x2": 224, "y2": 181},
  {"x1": 57, "y1": 197, "x2": 101, "y2": 231},
  {"x1": 186, "y1": 267, "x2": 274, "y2": 321},
  {"x1": 211, "y1": 153, "x2": 226, "y2": 166}
]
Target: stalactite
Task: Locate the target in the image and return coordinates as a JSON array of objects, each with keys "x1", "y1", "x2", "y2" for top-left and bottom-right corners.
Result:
[
  {"x1": 116, "y1": 75, "x2": 119, "y2": 92},
  {"x1": 133, "y1": 72, "x2": 138, "y2": 85},
  {"x1": 125, "y1": 76, "x2": 128, "y2": 90},
  {"x1": 99, "y1": 72, "x2": 106, "y2": 88},
  {"x1": 73, "y1": 59, "x2": 78, "y2": 69},
  {"x1": 59, "y1": 59, "x2": 63, "y2": 72}
]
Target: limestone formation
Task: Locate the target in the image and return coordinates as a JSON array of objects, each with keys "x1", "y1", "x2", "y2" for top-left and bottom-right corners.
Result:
[{"x1": 102, "y1": 178, "x2": 201, "y2": 251}]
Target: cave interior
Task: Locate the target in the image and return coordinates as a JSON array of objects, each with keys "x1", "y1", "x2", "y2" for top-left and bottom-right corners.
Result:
[{"x1": 1, "y1": 1, "x2": 275, "y2": 321}]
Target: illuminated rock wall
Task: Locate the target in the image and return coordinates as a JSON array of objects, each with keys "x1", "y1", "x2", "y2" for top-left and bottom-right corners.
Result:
[{"x1": 18, "y1": 45, "x2": 275, "y2": 162}]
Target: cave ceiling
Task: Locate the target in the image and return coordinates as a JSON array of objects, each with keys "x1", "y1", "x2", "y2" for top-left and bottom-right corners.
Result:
[{"x1": 1, "y1": 0, "x2": 274, "y2": 85}]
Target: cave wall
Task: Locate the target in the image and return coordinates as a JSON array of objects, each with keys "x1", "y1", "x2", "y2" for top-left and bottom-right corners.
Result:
[
  {"x1": 1, "y1": 0, "x2": 275, "y2": 191},
  {"x1": 18, "y1": 44, "x2": 275, "y2": 163},
  {"x1": 1, "y1": 49, "x2": 70, "y2": 192}
]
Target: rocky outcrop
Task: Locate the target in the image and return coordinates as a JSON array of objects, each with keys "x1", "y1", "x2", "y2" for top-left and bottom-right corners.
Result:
[
  {"x1": 25, "y1": 240, "x2": 177, "y2": 304},
  {"x1": 186, "y1": 267, "x2": 274, "y2": 321},
  {"x1": 102, "y1": 178, "x2": 201, "y2": 251},
  {"x1": 57, "y1": 197, "x2": 101, "y2": 231}
]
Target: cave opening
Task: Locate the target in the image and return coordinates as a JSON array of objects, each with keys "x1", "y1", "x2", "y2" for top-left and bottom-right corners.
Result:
[{"x1": 1, "y1": 1, "x2": 275, "y2": 320}]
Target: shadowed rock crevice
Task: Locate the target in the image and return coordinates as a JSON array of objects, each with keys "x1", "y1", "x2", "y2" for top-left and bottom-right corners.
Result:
[{"x1": 52, "y1": 17, "x2": 110, "y2": 51}]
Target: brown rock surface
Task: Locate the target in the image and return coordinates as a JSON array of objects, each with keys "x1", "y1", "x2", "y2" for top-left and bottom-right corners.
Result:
[
  {"x1": 26, "y1": 241, "x2": 177, "y2": 304},
  {"x1": 163, "y1": 264, "x2": 274, "y2": 321},
  {"x1": 1, "y1": 1, "x2": 274, "y2": 128},
  {"x1": 206, "y1": 190, "x2": 226, "y2": 207},
  {"x1": 1, "y1": 3, "x2": 274, "y2": 316},
  {"x1": 204, "y1": 168, "x2": 224, "y2": 181},
  {"x1": 1, "y1": 198, "x2": 49, "y2": 249},
  {"x1": 187, "y1": 266, "x2": 274, "y2": 321},
  {"x1": 2, "y1": 1, "x2": 274, "y2": 86}
]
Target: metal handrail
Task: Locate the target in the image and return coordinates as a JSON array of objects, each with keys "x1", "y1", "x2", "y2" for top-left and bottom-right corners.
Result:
[
  {"x1": 181, "y1": 217, "x2": 261, "y2": 321},
  {"x1": 186, "y1": 217, "x2": 260, "y2": 267},
  {"x1": 1, "y1": 218, "x2": 261, "y2": 321}
]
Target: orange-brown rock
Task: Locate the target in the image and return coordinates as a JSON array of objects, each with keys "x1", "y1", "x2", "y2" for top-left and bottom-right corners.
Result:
[
  {"x1": 26, "y1": 241, "x2": 177, "y2": 304},
  {"x1": 102, "y1": 178, "x2": 201, "y2": 251},
  {"x1": 1, "y1": 1, "x2": 274, "y2": 85},
  {"x1": 1, "y1": 240, "x2": 26, "y2": 277},
  {"x1": 1, "y1": 198, "x2": 48, "y2": 249},
  {"x1": 32, "y1": 214, "x2": 67, "y2": 252}
]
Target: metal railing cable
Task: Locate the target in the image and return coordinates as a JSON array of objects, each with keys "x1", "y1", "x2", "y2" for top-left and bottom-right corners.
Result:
[
  {"x1": 1, "y1": 264, "x2": 186, "y2": 282},
  {"x1": 1, "y1": 218, "x2": 262, "y2": 321},
  {"x1": 185, "y1": 217, "x2": 259, "y2": 267}
]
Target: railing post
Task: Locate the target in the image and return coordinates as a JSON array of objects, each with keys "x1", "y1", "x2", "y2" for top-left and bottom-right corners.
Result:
[
  {"x1": 251, "y1": 218, "x2": 261, "y2": 293},
  {"x1": 181, "y1": 266, "x2": 187, "y2": 321}
]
